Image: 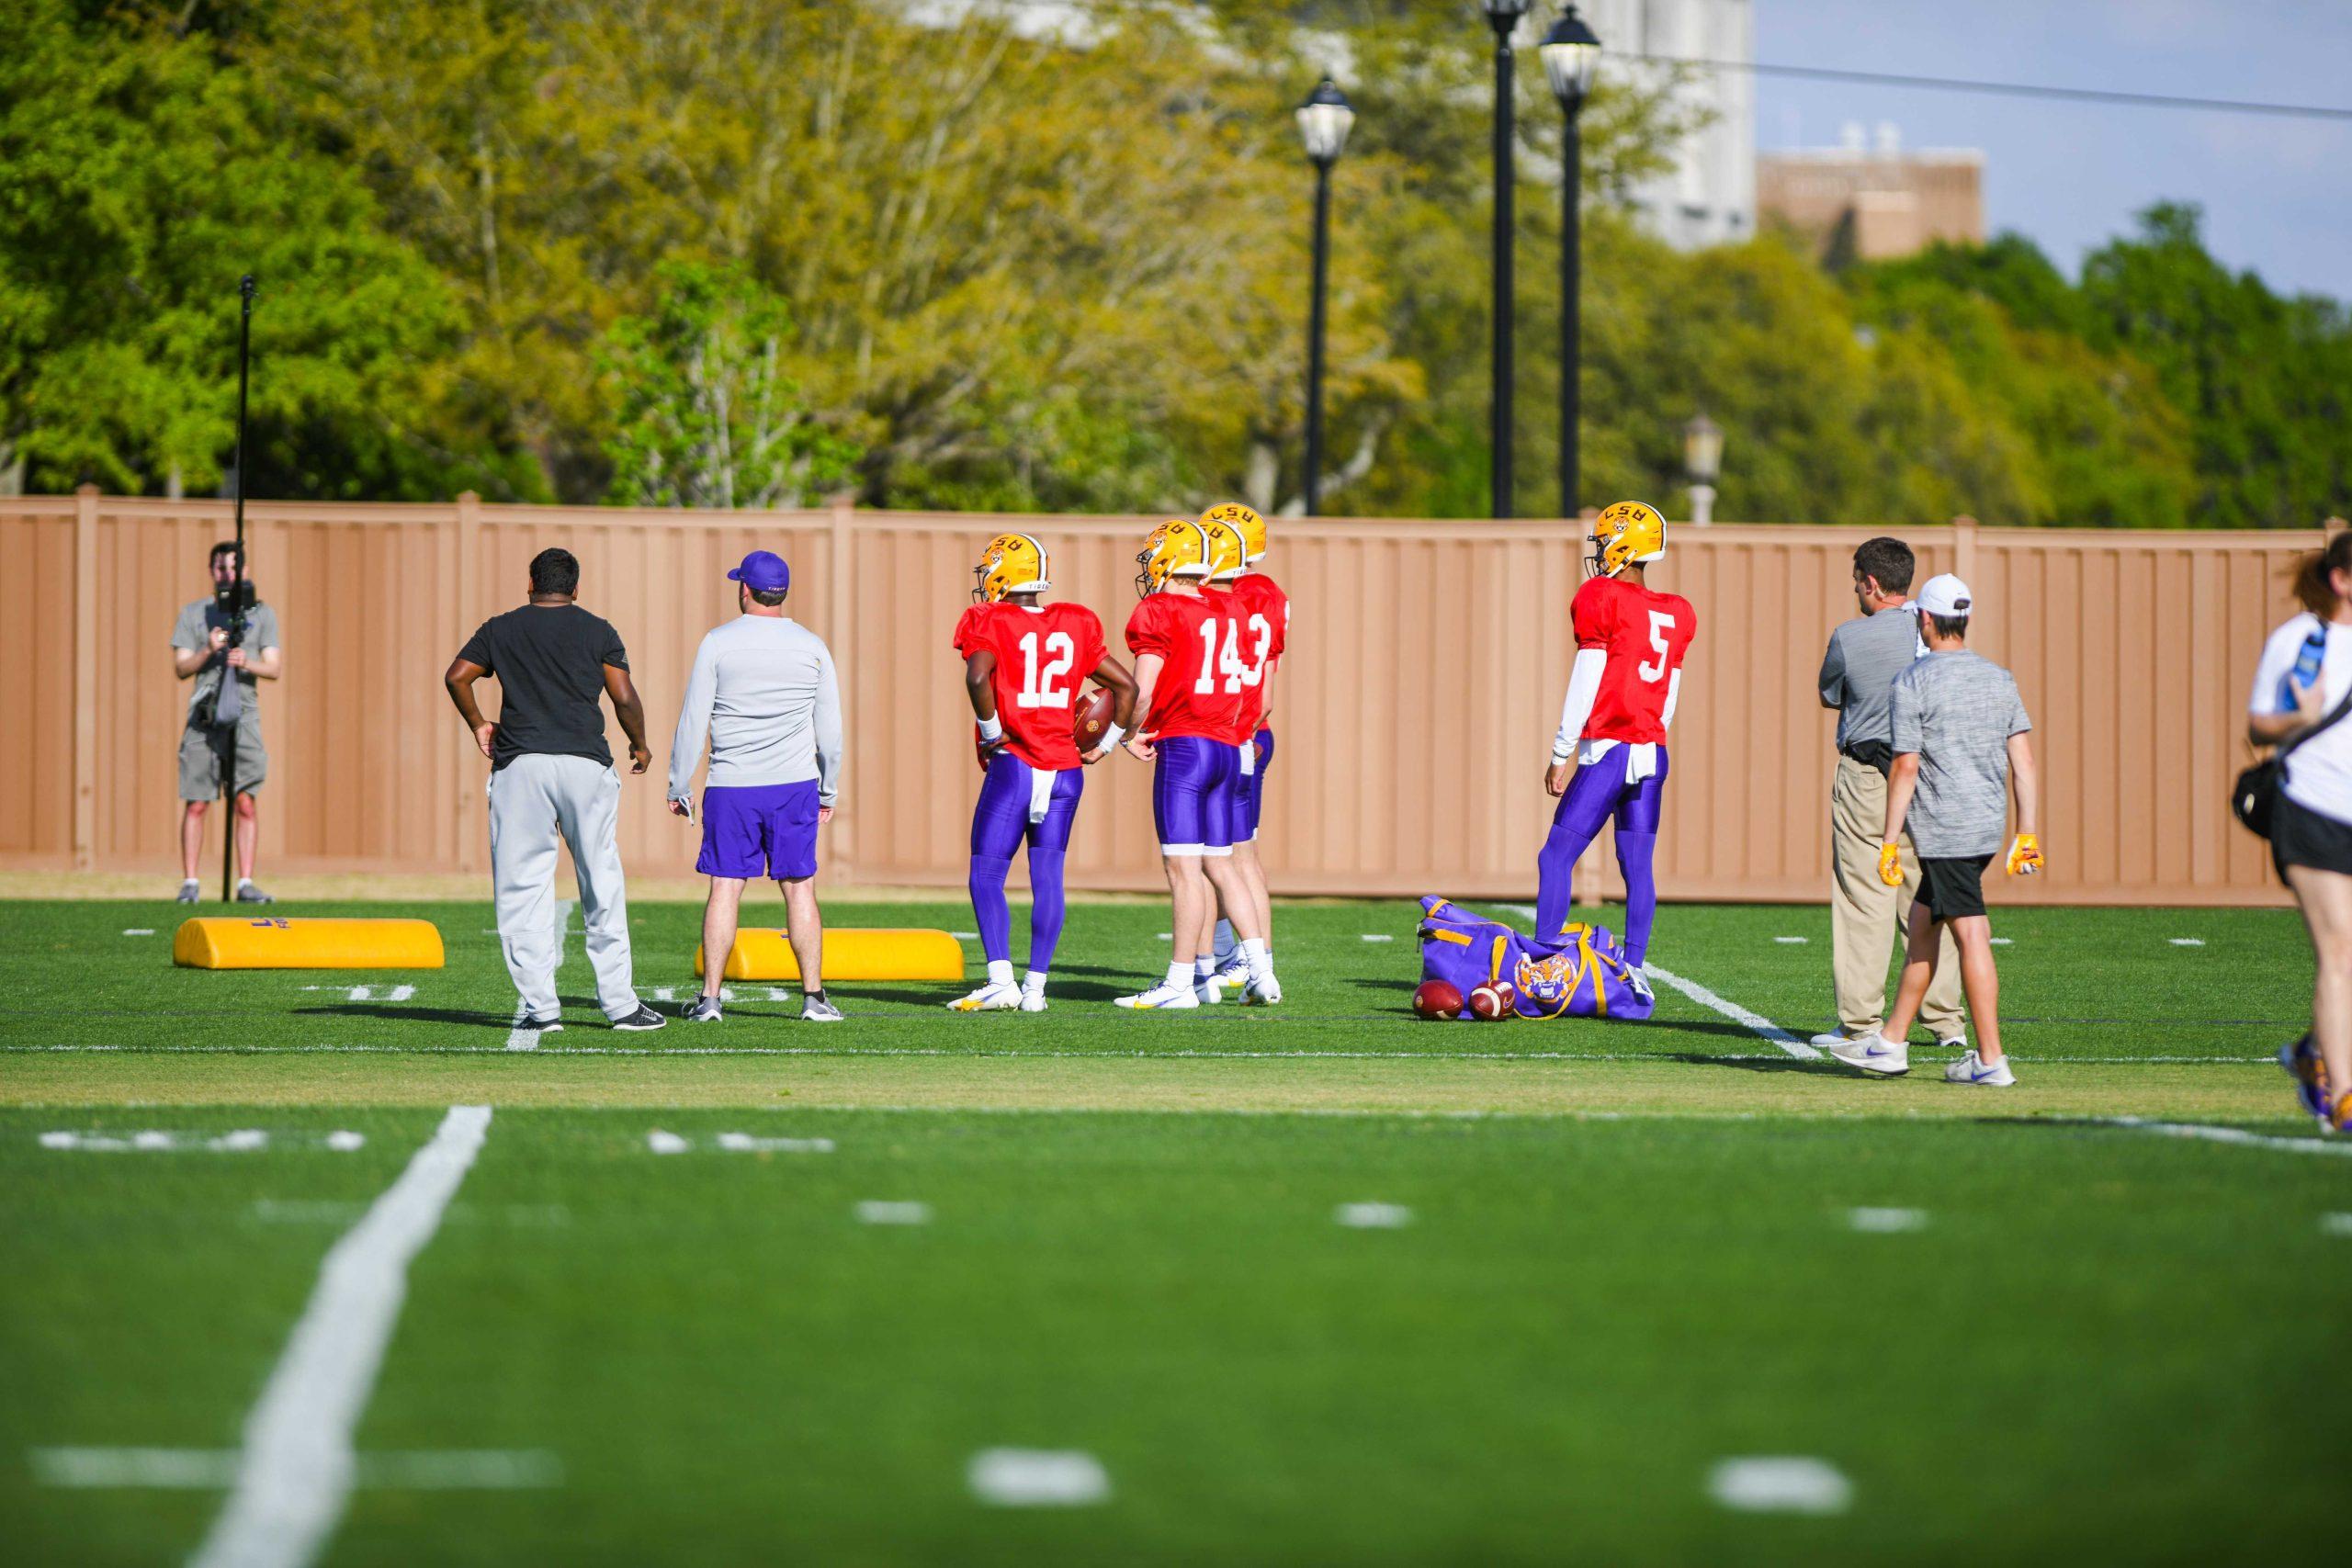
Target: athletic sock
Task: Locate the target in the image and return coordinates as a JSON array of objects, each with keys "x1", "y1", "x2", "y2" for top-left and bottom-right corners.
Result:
[
  {"x1": 1163, "y1": 962, "x2": 1191, "y2": 991},
  {"x1": 1193, "y1": 956, "x2": 1217, "y2": 982},
  {"x1": 1212, "y1": 919, "x2": 1237, "y2": 961},
  {"x1": 1240, "y1": 937, "x2": 1272, "y2": 984},
  {"x1": 235, "y1": 876, "x2": 254, "y2": 890},
  {"x1": 986, "y1": 959, "x2": 1015, "y2": 989}
]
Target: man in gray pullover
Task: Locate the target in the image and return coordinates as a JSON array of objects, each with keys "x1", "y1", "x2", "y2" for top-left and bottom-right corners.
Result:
[{"x1": 666, "y1": 550, "x2": 844, "y2": 1022}]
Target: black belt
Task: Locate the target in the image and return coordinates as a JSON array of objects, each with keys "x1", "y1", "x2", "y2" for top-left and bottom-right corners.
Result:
[{"x1": 1839, "y1": 740, "x2": 1894, "y2": 774}]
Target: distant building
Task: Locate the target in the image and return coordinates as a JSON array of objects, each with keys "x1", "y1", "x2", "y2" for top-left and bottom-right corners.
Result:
[
  {"x1": 1578, "y1": 0, "x2": 1756, "y2": 250},
  {"x1": 1756, "y1": 123, "x2": 1985, "y2": 264}
]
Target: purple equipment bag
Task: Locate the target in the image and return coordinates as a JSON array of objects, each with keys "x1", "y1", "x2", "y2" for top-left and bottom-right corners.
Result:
[{"x1": 1415, "y1": 896, "x2": 1655, "y2": 1022}]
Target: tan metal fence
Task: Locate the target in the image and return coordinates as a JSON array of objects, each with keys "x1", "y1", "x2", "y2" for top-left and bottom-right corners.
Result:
[{"x1": 2, "y1": 489, "x2": 2327, "y2": 906}]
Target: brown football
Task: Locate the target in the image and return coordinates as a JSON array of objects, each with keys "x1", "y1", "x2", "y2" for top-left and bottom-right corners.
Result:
[
  {"x1": 1073, "y1": 686, "x2": 1118, "y2": 749},
  {"x1": 1468, "y1": 982, "x2": 1515, "y2": 1021},
  {"x1": 1412, "y1": 979, "x2": 1464, "y2": 1021}
]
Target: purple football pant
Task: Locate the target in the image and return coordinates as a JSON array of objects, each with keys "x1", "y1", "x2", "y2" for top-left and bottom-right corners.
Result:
[
  {"x1": 968, "y1": 751, "x2": 1084, "y2": 973},
  {"x1": 1151, "y1": 735, "x2": 1238, "y2": 856},
  {"x1": 1533, "y1": 745, "x2": 1668, "y2": 965},
  {"x1": 1235, "y1": 726, "x2": 1274, "y2": 841}
]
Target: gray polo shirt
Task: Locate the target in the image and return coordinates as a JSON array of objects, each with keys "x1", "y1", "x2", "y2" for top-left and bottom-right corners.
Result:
[
  {"x1": 1818, "y1": 604, "x2": 1921, "y2": 755},
  {"x1": 171, "y1": 598, "x2": 280, "y2": 725},
  {"x1": 1888, "y1": 649, "x2": 2032, "y2": 858},
  {"x1": 667, "y1": 615, "x2": 843, "y2": 803}
]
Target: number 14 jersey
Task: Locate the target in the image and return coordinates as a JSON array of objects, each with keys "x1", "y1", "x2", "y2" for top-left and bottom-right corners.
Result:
[
  {"x1": 1573, "y1": 574, "x2": 1697, "y2": 746},
  {"x1": 953, "y1": 602, "x2": 1108, "y2": 770},
  {"x1": 1125, "y1": 591, "x2": 1248, "y2": 745}
]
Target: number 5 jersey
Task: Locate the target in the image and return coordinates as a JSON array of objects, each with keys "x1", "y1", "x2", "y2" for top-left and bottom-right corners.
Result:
[
  {"x1": 1573, "y1": 573, "x2": 1697, "y2": 747},
  {"x1": 952, "y1": 601, "x2": 1109, "y2": 770}
]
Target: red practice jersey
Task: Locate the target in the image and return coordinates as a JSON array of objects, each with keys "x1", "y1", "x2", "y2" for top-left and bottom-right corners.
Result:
[
  {"x1": 1572, "y1": 574, "x2": 1697, "y2": 745},
  {"x1": 1221, "y1": 571, "x2": 1290, "y2": 739},
  {"x1": 1125, "y1": 590, "x2": 1248, "y2": 744},
  {"x1": 952, "y1": 601, "x2": 1107, "y2": 770}
]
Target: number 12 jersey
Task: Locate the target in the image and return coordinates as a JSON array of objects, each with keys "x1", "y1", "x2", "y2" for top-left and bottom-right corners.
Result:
[
  {"x1": 1573, "y1": 574, "x2": 1697, "y2": 746},
  {"x1": 953, "y1": 602, "x2": 1107, "y2": 770}
]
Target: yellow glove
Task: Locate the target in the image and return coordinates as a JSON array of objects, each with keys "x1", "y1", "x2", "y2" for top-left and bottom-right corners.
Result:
[
  {"x1": 2007, "y1": 833, "x2": 2043, "y2": 876},
  {"x1": 1877, "y1": 842, "x2": 1904, "y2": 888}
]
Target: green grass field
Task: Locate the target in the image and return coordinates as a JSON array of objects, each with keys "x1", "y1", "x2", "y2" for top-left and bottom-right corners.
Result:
[{"x1": 5, "y1": 895, "x2": 2348, "y2": 1564}]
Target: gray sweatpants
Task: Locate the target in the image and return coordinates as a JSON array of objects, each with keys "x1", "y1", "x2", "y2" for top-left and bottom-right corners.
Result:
[{"x1": 489, "y1": 753, "x2": 639, "y2": 1021}]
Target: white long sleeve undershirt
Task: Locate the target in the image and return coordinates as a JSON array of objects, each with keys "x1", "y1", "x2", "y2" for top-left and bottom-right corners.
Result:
[{"x1": 1550, "y1": 655, "x2": 1681, "y2": 764}]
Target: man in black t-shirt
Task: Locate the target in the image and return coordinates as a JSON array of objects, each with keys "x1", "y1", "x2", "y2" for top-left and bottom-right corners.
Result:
[{"x1": 446, "y1": 547, "x2": 665, "y2": 1032}]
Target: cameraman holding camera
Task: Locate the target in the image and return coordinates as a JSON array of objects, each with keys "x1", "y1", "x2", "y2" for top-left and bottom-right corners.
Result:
[{"x1": 171, "y1": 541, "x2": 281, "y2": 902}]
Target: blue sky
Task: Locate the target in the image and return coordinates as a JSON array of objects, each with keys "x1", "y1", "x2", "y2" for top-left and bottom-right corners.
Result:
[{"x1": 1751, "y1": 0, "x2": 2352, "y2": 299}]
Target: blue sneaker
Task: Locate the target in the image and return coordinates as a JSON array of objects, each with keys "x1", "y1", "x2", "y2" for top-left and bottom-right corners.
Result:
[{"x1": 2280, "y1": 1035, "x2": 2328, "y2": 1126}]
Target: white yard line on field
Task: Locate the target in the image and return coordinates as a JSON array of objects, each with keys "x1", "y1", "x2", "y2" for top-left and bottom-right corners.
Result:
[
  {"x1": 188, "y1": 1104, "x2": 493, "y2": 1568},
  {"x1": 502, "y1": 1003, "x2": 541, "y2": 1053},
  {"x1": 2086, "y1": 1116, "x2": 2352, "y2": 1157},
  {"x1": 32, "y1": 1448, "x2": 558, "y2": 1491},
  {"x1": 1642, "y1": 965, "x2": 1822, "y2": 1060},
  {"x1": 1707, "y1": 1456, "x2": 1852, "y2": 1514},
  {"x1": 2169, "y1": 938, "x2": 2206, "y2": 946},
  {"x1": 6, "y1": 1043, "x2": 2276, "y2": 1066},
  {"x1": 122, "y1": 929, "x2": 155, "y2": 937}
]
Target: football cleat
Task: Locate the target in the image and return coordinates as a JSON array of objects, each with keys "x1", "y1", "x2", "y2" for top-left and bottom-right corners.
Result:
[
  {"x1": 1194, "y1": 974, "x2": 1226, "y2": 1006},
  {"x1": 1944, "y1": 1049, "x2": 2016, "y2": 1086},
  {"x1": 1827, "y1": 1033, "x2": 1908, "y2": 1076},
  {"x1": 1017, "y1": 989, "x2": 1048, "y2": 1013},
  {"x1": 1135, "y1": 519, "x2": 1214, "y2": 598},
  {"x1": 1114, "y1": 983, "x2": 1199, "y2": 1010},
  {"x1": 1242, "y1": 975, "x2": 1283, "y2": 1006},
  {"x1": 1203, "y1": 501, "x2": 1267, "y2": 564},
  {"x1": 1586, "y1": 500, "x2": 1666, "y2": 580},
  {"x1": 1198, "y1": 513, "x2": 1247, "y2": 583},
  {"x1": 2281, "y1": 1035, "x2": 2329, "y2": 1124},
  {"x1": 972, "y1": 532, "x2": 1050, "y2": 604},
  {"x1": 1211, "y1": 955, "x2": 1250, "y2": 990},
  {"x1": 1624, "y1": 965, "x2": 1655, "y2": 1005},
  {"x1": 948, "y1": 982, "x2": 1023, "y2": 1012}
]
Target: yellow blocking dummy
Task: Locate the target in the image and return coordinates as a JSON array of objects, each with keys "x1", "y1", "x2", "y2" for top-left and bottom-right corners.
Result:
[
  {"x1": 174, "y1": 918, "x2": 446, "y2": 970},
  {"x1": 695, "y1": 929, "x2": 963, "y2": 982}
]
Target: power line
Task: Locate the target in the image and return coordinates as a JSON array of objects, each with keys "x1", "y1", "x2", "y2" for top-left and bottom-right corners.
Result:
[{"x1": 1623, "y1": 52, "x2": 2352, "y2": 123}]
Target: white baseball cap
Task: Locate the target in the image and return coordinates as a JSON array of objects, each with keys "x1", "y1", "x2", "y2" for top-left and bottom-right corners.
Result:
[{"x1": 1915, "y1": 573, "x2": 1973, "y2": 618}]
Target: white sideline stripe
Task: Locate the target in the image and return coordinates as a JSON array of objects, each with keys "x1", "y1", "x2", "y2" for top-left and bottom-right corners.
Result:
[
  {"x1": 646, "y1": 1130, "x2": 690, "y2": 1155},
  {"x1": 950, "y1": 931, "x2": 979, "y2": 941},
  {"x1": 553, "y1": 899, "x2": 575, "y2": 964},
  {"x1": 1990, "y1": 936, "x2": 2012, "y2": 945},
  {"x1": 1708, "y1": 1456, "x2": 1852, "y2": 1514},
  {"x1": 188, "y1": 1104, "x2": 493, "y2": 1568},
  {"x1": 967, "y1": 1449, "x2": 1109, "y2": 1506},
  {"x1": 1643, "y1": 964, "x2": 1821, "y2": 1059},
  {"x1": 1847, "y1": 1206, "x2": 1928, "y2": 1233},
  {"x1": 6, "y1": 1043, "x2": 2275, "y2": 1066},
  {"x1": 32, "y1": 1448, "x2": 558, "y2": 1491},
  {"x1": 123, "y1": 928, "x2": 156, "y2": 936},
  {"x1": 856, "y1": 1201, "x2": 933, "y2": 1225},
  {"x1": 503, "y1": 1002, "x2": 539, "y2": 1054},
  {"x1": 2088, "y1": 1116, "x2": 2352, "y2": 1157},
  {"x1": 1360, "y1": 933, "x2": 1394, "y2": 942},
  {"x1": 41, "y1": 1129, "x2": 363, "y2": 1154},
  {"x1": 1773, "y1": 936, "x2": 1808, "y2": 944},
  {"x1": 2169, "y1": 938, "x2": 2206, "y2": 946},
  {"x1": 1335, "y1": 1201, "x2": 1412, "y2": 1229},
  {"x1": 713, "y1": 1132, "x2": 835, "y2": 1154}
]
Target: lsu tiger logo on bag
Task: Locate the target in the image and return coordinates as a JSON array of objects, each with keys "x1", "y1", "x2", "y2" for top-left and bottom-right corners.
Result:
[{"x1": 1512, "y1": 950, "x2": 1581, "y2": 1015}]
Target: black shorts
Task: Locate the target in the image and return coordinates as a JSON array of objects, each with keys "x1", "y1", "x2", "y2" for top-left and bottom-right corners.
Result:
[
  {"x1": 1917, "y1": 855, "x2": 1993, "y2": 922},
  {"x1": 2273, "y1": 794, "x2": 2352, "y2": 880}
]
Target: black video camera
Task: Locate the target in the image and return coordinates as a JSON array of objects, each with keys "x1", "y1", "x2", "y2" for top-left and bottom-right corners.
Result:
[{"x1": 197, "y1": 577, "x2": 260, "y2": 729}]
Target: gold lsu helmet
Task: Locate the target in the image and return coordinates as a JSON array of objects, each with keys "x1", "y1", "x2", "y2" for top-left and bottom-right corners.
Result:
[
  {"x1": 1136, "y1": 519, "x2": 1214, "y2": 598},
  {"x1": 972, "y1": 532, "x2": 1050, "y2": 604},
  {"x1": 1587, "y1": 501, "x2": 1667, "y2": 580},
  {"x1": 1201, "y1": 501, "x2": 1266, "y2": 565},
  {"x1": 1198, "y1": 512, "x2": 1247, "y2": 583}
]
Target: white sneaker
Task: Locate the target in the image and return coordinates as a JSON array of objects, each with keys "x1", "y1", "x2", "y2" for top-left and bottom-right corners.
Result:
[
  {"x1": 1017, "y1": 989, "x2": 1047, "y2": 1013},
  {"x1": 1194, "y1": 974, "x2": 1227, "y2": 1006},
  {"x1": 1945, "y1": 1049, "x2": 2016, "y2": 1086},
  {"x1": 1242, "y1": 974, "x2": 1283, "y2": 1006},
  {"x1": 1115, "y1": 983, "x2": 1199, "y2": 1010},
  {"x1": 948, "y1": 982, "x2": 1023, "y2": 1012},
  {"x1": 800, "y1": 996, "x2": 844, "y2": 1022},
  {"x1": 1826, "y1": 1033, "x2": 1909, "y2": 1076},
  {"x1": 1212, "y1": 955, "x2": 1250, "y2": 989},
  {"x1": 1809, "y1": 1030, "x2": 1859, "y2": 1048}
]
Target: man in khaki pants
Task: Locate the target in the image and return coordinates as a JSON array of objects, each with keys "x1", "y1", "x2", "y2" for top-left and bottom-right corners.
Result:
[{"x1": 1812, "y1": 537, "x2": 1965, "y2": 1051}]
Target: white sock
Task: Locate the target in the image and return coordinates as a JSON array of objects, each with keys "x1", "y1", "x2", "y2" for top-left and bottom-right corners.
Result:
[
  {"x1": 987, "y1": 959, "x2": 1014, "y2": 989},
  {"x1": 1240, "y1": 937, "x2": 1271, "y2": 984},
  {"x1": 1193, "y1": 956, "x2": 1216, "y2": 981},
  {"x1": 1163, "y1": 962, "x2": 1191, "y2": 991},
  {"x1": 235, "y1": 876, "x2": 253, "y2": 888},
  {"x1": 1023, "y1": 970, "x2": 1047, "y2": 996},
  {"x1": 180, "y1": 877, "x2": 198, "y2": 887},
  {"x1": 1212, "y1": 919, "x2": 1236, "y2": 960}
]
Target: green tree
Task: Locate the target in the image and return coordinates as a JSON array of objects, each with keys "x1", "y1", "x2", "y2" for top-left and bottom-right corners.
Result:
[{"x1": 597, "y1": 261, "x2": 858, "y2": 509}]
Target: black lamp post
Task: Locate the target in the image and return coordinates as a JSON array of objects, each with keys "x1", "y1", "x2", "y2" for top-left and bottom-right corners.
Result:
[
  {"x1": 1481, "y1": 0, "x2": 1531, "y2": 519},
  {"x1": 1296, "y1": 78, "x2": 1354, "y2": 518},
  {"x1": 1682, "y1": 412, "x2": 1724, "y2": 525},
  {"x1": 1540, "y1": 6, "x2": 1600, "y2": 521}
]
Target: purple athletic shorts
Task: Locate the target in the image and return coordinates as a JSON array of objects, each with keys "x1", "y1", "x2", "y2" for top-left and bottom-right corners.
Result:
[
  {"x1": 1235, "y1": 726, "x2": 1274, "y2": 841},
  {"x1": 1152, "y1": 735, "x2": 1238, "y2": 856},
  {"x1": 697, "y1": 780, "x2": 820, "y2": 880}
]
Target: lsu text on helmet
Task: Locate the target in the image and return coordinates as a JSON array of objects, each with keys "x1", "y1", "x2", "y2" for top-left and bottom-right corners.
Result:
[
  {"x1": 972, "y1": 533, "x2": 1051, "y2": 604},
  {"x1": 1136, "y1": 519, "x2": 1214, "y2": 598},
  {"x1": 1588, "y1": 501, "x2": 1667, "y2": 580},
  {"x1": 1201, "y1": 502, "x2": 1266, "y2": 564}
]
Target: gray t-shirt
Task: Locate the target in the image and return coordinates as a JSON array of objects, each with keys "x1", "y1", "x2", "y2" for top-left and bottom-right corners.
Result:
[
  {"x1": 666, "y1": 615, "x2": 843, "y2": 802},
  {"x1": 171, "y1": 598, "x2": 280, "y2": 723},
  {"x1": 1818, "y1": 604, "x2": 1923, "y2": 754},
  {"x1": 1888, "y1": 649, "x2": 2031, "y2": 858}
]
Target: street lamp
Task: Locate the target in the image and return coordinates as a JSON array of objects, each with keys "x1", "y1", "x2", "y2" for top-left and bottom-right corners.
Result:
[
  {"x1": 1682, "y1": 412, "x2": 1724, "y2": 525},
  {"x1": 1541, "y1": 5, "x2": 1600, "y2": 520},
  {"x1": 1482, "y1": 0, "x2": 1532, "y2": 519},
  {"x1": 1296, "y1": 77, "x2": 1354, "y2": 518}
]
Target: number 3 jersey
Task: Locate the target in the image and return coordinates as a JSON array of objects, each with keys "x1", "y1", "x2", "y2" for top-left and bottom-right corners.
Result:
[
  {"x1": 952, "y1": 602, "x2": 1107, "y2": 770},
  {"x1": 1573, "y1": 574, "x2": 1697, "y2": 745},
  {"x1": 1125, "y1": 591, "x2": 1249, "y2": 745},
  {"x1": 1213, "y1": 572, "x2": 1289, "y2": 741}
]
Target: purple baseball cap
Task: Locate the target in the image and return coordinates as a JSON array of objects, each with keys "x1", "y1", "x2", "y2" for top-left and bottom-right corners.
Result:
[{"x1": 728, "y1": 549, "x2": 790, "y2": 593}]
